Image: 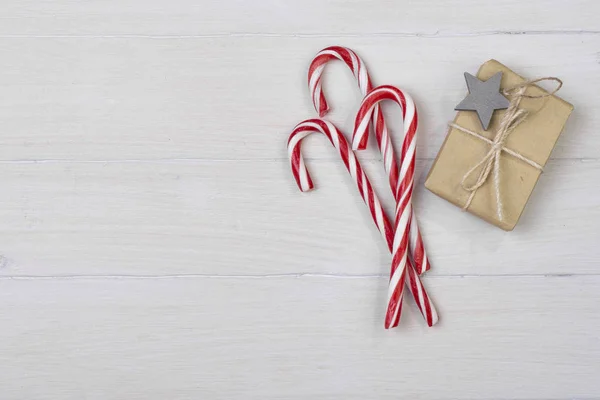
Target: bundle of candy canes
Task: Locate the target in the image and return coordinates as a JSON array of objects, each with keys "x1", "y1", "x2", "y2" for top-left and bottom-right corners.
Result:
[{"x1": 287, "y1": 46, "x2": 438, "y2": 329}]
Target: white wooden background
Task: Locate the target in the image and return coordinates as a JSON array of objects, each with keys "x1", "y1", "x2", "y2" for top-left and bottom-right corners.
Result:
[{"x1": 1, "y1": 1, "x2": 599, "y2": 399}]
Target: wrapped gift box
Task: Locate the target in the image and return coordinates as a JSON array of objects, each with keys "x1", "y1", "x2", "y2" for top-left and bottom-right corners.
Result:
[{"x1": 424, "y1": 59, "x2": 574, "y2": 230}]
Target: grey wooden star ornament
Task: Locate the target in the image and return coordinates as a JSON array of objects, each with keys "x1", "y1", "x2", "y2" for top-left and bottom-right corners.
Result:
[{"x1": 455, "y1": 72, "x2": 510, "y2": 130}]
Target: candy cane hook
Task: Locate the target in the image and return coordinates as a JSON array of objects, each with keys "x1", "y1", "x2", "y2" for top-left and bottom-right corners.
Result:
[
  {"x1": 288, "y1": 119, "x2": 438, "y2": 327},
  {"x1": 288, "y1": 119, "x2": 391, "y2": 246},
  {"x1": 309, "y1": 46, "x2": 379, "y2": 151}
]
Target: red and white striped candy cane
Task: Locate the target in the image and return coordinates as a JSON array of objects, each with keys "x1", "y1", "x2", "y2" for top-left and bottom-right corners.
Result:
[
  {"x1": 354, "y1": 85, "x2": 421, "y2": 329},
  {"x1": 288, "y1": 118, "x2": 438, "y2": 327},
  {"x1": 308, "y1": 46, "x2": 430, "y2": 275}
]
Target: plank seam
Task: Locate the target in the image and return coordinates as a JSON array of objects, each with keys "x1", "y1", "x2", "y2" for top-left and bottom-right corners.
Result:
[
  {"x1": 0, "y1": 158, "x2": 595, "y2": 164},
  {"x1": 0, "y1": 30, "x2": 598, "y2": 39},
  {"x1": 0, "y1": 273, "x2": 596, "y2": 280}
]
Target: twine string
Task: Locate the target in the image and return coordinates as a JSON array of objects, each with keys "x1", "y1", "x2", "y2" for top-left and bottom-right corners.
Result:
[{"x1": 449, "y1": 77, "x2": 562, "y2": 221}]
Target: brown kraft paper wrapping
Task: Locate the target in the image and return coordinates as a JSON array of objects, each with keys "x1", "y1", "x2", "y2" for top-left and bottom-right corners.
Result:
[{"x1": 424, "y1": 59, "x2": 574, "y2": 231}]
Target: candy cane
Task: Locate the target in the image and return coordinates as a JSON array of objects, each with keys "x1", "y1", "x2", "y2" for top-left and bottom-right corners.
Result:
[
  {"x1": 354, "y1": 85, "x2": 421, "y2": 329},
  {"x1": 308, "y1": 46, "x2": 430, "y2": 275},
  {"x1": 288, "y1": 118, "x2": 438, "y2": 327}
]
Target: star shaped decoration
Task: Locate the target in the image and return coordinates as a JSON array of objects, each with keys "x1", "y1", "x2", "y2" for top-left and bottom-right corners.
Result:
[{"x1": 455, "y1": 71, "x2": 510, "y2": 131}]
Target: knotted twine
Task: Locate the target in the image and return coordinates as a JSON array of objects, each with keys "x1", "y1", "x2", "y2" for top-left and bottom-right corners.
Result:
[{"x1": 448, "y1": 77, "x2": 563, "y2": 221}]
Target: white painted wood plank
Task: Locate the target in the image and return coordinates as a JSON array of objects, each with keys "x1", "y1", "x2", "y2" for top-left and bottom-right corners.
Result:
[
  {"x1": 0, "y1": 36, "x2": 594, "y2": 161},
  {"x1": 0, "y1": 159, "x2": 597, "y2": 277},
  {"x1": 0, "y1": 275, "x2": 598, "y2": 399},
  {"x1": 1, "y1": 0, "x2": 598, "y2": 35},
  {"x1": 0, "y1": 2, "x2": 596, "y2": 400}
]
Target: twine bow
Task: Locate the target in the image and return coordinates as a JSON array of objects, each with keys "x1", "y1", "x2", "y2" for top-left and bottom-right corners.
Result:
[{"x1": 449, "y1": 77, "x2": 562, "y2": 221}]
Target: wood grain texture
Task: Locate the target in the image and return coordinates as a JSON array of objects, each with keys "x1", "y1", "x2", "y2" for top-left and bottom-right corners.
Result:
[
  {"x1": 1, "y1": 0, "x2": 599, "y2": 398},
  {"x1": 1, "y1": 276, "x2": 599, "y2": 399},
  {"x1": 1, "y1": 0, "x2": 598, "y2": 35},
  {"x1": 0, "y1": 35, "x2": 595, "y2": 161},
  {"x1": 0, "y1": 159, "x2": 597, "y2": 277}
]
